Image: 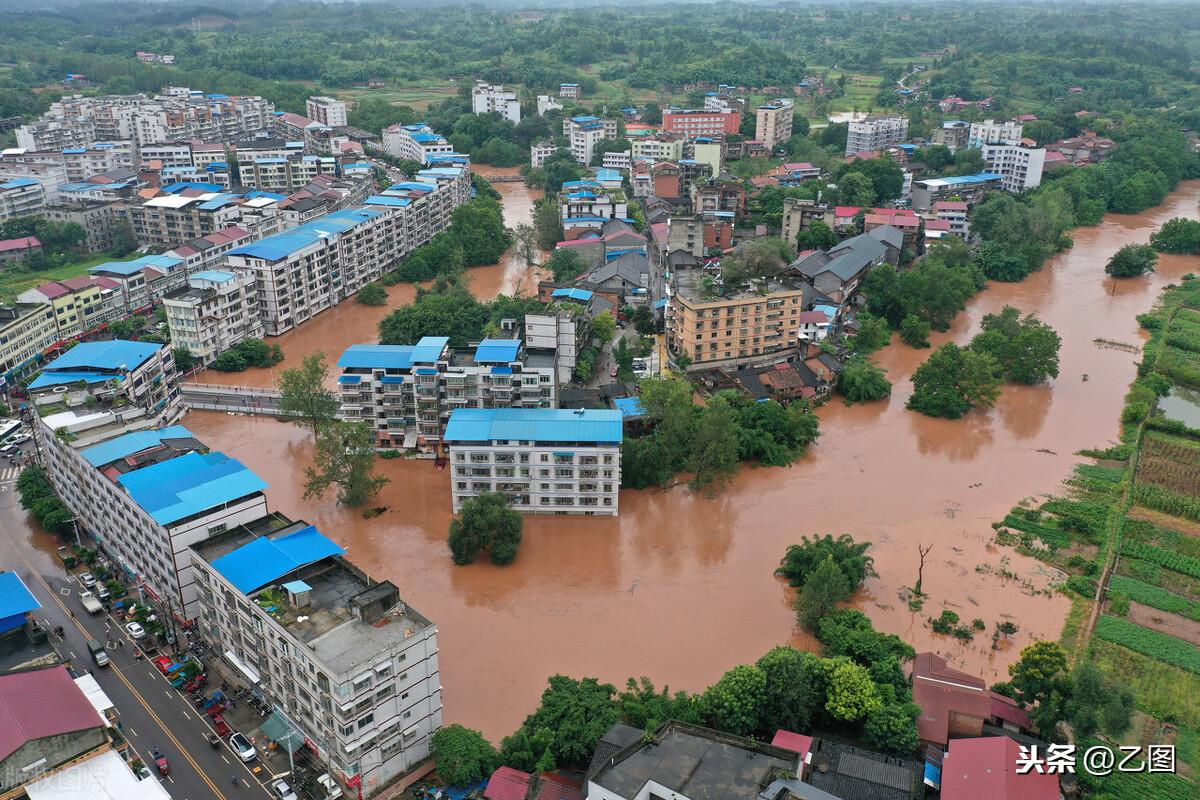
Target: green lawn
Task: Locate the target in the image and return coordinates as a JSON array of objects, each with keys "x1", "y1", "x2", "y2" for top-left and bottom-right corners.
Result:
[{"x1": 0, "y1": 252, "x2": 139, "y2": 297}]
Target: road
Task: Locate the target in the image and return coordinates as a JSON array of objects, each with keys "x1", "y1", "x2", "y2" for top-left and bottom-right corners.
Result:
[{"x1": 0, "y1": 467, "x2": 271, "y2": 800}]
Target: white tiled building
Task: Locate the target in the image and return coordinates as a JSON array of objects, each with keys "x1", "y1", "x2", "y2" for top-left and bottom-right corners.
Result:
[
  {"x1": 444, "y1": 408, "x2": 623, "y2": 515},
  {"x1": 306, "y1": 96, "x2": 349, "y2": 128},
  {"x1": 0, "y1": 177, "x2": 46, "y2": 219},
  {"x1": 845, "y1": 116, "x2": 909, "y2": 156},
  {"x1": 563, "y1": 116, "x2": 609, "y2": 166},
  {"x1": 191, "y1": 521, "x2": 442, "y2": 797},
  {"x1": 382, "y1": 124, "x2": 455, "y2": 165},
  {"x1": 163, "y1": 270, "x2": 263, "y2": 364},
  {"x1": 531, "y1": 140, "x2": 559, "y2": 169},
  {"x1": 967, "y1": 119, "x2": 1024, "y2": 150},
  {"x1": 981, "y1": 142, "x2": 1046, "y2": 192},
  {"x1": 471, "y1": 82, "x2": 520, "y2": 124}
]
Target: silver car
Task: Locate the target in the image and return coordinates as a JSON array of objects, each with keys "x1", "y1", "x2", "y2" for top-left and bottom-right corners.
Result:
[{"x1": 228, "y1": 732, "x2": 257, "y2": 762}]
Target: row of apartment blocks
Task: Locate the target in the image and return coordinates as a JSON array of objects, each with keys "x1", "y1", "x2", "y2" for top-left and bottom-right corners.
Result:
[{"x1": 26, "y1": 341, "x2": 441, "y2": 794}]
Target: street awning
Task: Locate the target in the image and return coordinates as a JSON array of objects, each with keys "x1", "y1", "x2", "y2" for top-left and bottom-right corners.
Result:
[
  {"x1": 224, "y1": 650, "x2": 261, "y2": 684},
  {"x1": 73, "y1": 674, "x2": 115, "y2": 719},
  {"x1": 261, "y1": 711, "x2": 305, "y2": 754}
]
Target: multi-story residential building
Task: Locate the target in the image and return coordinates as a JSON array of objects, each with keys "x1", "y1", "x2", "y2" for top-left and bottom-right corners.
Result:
[
  {"x1": 911, "y1": 172, "x2": 1003, "y2": 211},
  {"x1": 524, "y1": 311, "x2": 581, "y2": 385},
  {"x1": 307, "y1": 96, "x2": 349, "y2": 127},
  {"x1": 0, "y1": 141, "x2": 136, "y2": 184},
  {"x1": 88, "y1": 254, "x2": 188, "y2": 313},
  {"x1": 382, "y1": 124, "x2": 455, "y2": 165},
  {"x1": 536, "y1": 95, "x2": 564, "y2": 116},
  {"x1": 791, "y1": 227, "x2": 900, "y2": 303},
  {"x1": 139, "y1": 140, "x2": 198, "y2": 169},
  {"x1": 15, "y1": 118, "x2": 97, "y2": 152},
  {"x1": 686, "y1": 138, "x2": 723, "y2": 177},
  {"x1": 337, "y1": 337, "x2": 557, "y2": 452},
  {"x1": 982, "y1": 142, "x2": 1046, "y2": 192},
  {"x1": 601, "y1": 150, "x2": 632, "y2": 171},
  {"x1": 17, "y1": 276, "x2": 122, "y2": 339},
  {"x1": 931, "y1": 120, "x2": 970, "y2": 151},
  {"x1": 36, "y1": 419, "x2": 265, "y2": 621},
  {"x1": 241, "y1": 153, "x2": 339, "y2": 194},
  {"x1": 42, "y1": 199, "x2": 123, "y2": 251},
  {"x1": 471, "y1": 82, "x2": 520, "y2": 124},
  {"x1": 631, "y1": 135, "x2": 685, "y2": 163},
  {"x1": 703, "y1": 90, "x2": 743, "y2": 113},
  {"x1": 0, "y1": 303, "x2": 57, "y2": 384},
  {"x1": 845, "y1": 115, "x2": 909, "y2": 156},
  {"x1": 164, "y1": 225, "x2": 255, "y2": 272},
  {"x1": 967, "y1": 118, "x2": 1023, "y2": 150},
  {"x1": 560, "y1": 179, "x2": 629, "y2": 237},
  {"x1": 559, "y1": 83, "x2": 581, "y2": 99},
  {"x1": 563, "y1": 116, "x2": 610, "y2": 166},
  {"x1": 755, "y1": 99, "x2": 795, "y2": 150},
  {"x1": 662, "y1": 109, "x2": 740, "y2": 137},
  {"x1": 124, "y1": 186, "x2": 286, "y2": 247},
  {"x1": 531, "y1": 140, "x2": 559, "y2": 169},
  {"x1": 190, "y1": 519, "x2": 442, "y2": 796},
  {"x1": 163, "y1": 270, "x2": 263, "y2": 364},
  {"x1": 444, "y1": 408, "x2": 622, "y2": 515},
  {"x1": 692, "y1": 174, "x2": 746, "y2": 219},
  {"x1": 0, "y1": 177, "x2": 46, "y2": 219},
  {"x1": 932, "y1": 200, "x2": 969, "y2": 237},
  {"x1": 781, "y1": 198, "x2": 834, "y2": 247}
]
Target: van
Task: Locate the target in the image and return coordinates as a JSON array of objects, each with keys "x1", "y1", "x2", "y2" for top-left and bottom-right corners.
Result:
[{"x1": 87, "y1": 639, "x2": 110, "y2": 667}]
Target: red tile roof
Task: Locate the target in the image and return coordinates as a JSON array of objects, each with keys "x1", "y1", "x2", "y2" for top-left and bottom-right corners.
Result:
[
  {"x1": 92, "y1": 276, "x2": 120, "y2": 290},
  {"x1": 941, "y1": 737, "x2": 1059, "y2": 800},
  {"x1": 934, "y1": 201, "x2": 968, "y2": 212},
  {"x1": 782, "y1": 162, "x2": 816, "y2": 171},
  {"x1": 924, "y1": 219, "x2": 952, "y2": 231},
  {"x1": 865, "y1": 213, "x2": 920, "y2": 229},
  {"x1": 173, "y1": 245, "x2": 200, "y2": 257},
  {"x1": 989, "y1": 691, "x2": 1033, "y2": 730},
  {"x1": 484, "y1": 766, "x2": 532, "y2": 800},
  {"x1": 771, "y1": 729, "x2": 814, "y2": 759},
  {"x1": 0, "y1": 666, "x2": 104, "y2": 761},
  {"x1": 834, "y1": 206, "x2": 862, "y2": 218},
  {"x1": 912, "y1": 652, "x2": 992, "y2": 745},
  {"x1": 535, "y1": 773, "x2": 584, "y2": 800},
  {"x1": 798, "y1": 310, "x2": 830, "y2": 324},
  {"x1": 0, "y1": 236, "x2": 41, "y2": 253}
]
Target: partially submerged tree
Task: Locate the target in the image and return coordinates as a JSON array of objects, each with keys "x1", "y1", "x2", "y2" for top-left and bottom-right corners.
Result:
[
  {"x1": 303, "y1": 420, "x2": 389, "y2": 507},
  {"x1": 278, "y1": 353, "x2": 339, "y2": 433}
]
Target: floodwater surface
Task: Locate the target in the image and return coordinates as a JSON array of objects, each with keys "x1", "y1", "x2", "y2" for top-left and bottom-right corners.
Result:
[{"x1": 184, "y1": 181, "x2": 1200, "y2": 742}]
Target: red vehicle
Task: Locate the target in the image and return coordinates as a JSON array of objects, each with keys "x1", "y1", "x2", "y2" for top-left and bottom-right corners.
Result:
[
  {"x1": 152, "y1": 656, "x2": 181, "y2": 675},
  {"x1": 212, "y1": 714, "x2": 231, "y2": 737},
  {"x1": 150, "y1": 747, "x2": 169, "y2": 776},
  {"x1": 183, "y1": 673, "x2": 208, "y2": 693}
]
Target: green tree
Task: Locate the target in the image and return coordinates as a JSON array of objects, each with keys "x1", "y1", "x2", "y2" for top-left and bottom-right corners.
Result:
[
  {"x1": 1150, "y1": 217, "x2": 1200, "y2": 254},
  {"x1": 211, "y1": 349, "x2": 248, "y2": 372},
  {"x1": 639, "y1": 376, "x2": 699, "y2": 472},
  {"x1": 825, "y1": 661, "x2": 882, "y2": 722},
  {"x1": 795, "y1": 221, "x2": 837, "y2": 252},
  {"x1": 172, "y1": 347, "x2": 196, "y2": 372},
  {"x1": 688, "y1": 394, "x2": 741, "y2": 492},
  {"x1": 863, "y1": 701, "x2": 920, "y2": 754},
  {"x1": 431, "y1": 725, "x2": 499, "y2": 788},
  {"x1": 303, "y1": 420, "x2": 390, "y2": 507},
  {"x1": 780, "y1": 534, "x2": 876, "y2": 590},
  {"x1": 617, "y1": 677, "x2": 702, "y2": 732},
  {"x1": 970, "y1": 306, "x2": 1061, "y2": 384},
  {"x1": 852, "y1": 312, "x2": 892, "y2": 354},
  {"x1": 837, "y1": 171, "x2": 875, "y2": 207},
  {"x1": 448, "y1": 491, "x2": 524, "y2": 566},
  {"x1": 357, "y1": 282, "x2": 388, "y2": 306},
  {"x1": 590, "y1": 137, "x2": 631, "y2": 166},
  {"x1": 1064, "y1": 661, "x2": 1134, "y2": 739},
  {"x1": 1007, "y1": 640, "x2": 1069, "y2": 706},
  {"x1": 756, "y1": 647, "x2": 828, "y2": 735},
  {"x1": 450, "y1": 199, "x2": 512, "y2": 265},
  {"x1": 795, "y1": 555, "x2": 852, "y2": 629},
  {"x1": 500, "y1": 676, "x2": 619, "y2": 771},
  {"x1": 108, "y1": 318, "x2": 141, "y2": 340},
  {"x1": 533, "y1": 195, "x2": 565, "y2": 249},
  {"x1": 546, "y1": 248, "x2": 586, "y2": 283},
  {"x1": 591, "y1": 310, "x2": 616, "y2": 345},
  {"x1": 1105, "y1": 243, "x2": 1157, "y2": 278},
  {"x1": 513, "y1": 223, "x2": 538, "y2": 268},
  {"x1": 277, "y1": 353, "x2": 339, "y2": 433},
  {"x1": 699, "y1": 664, "x2": 767, "y2": 737},
  {"x1": 907, "y1": 343, "x2": 1000, "y2": 419},
  {"x1": 838, "y1": 356, "x2": 892, "y2": 403},
  {"x1": 379, "y1": 283, "x2": 489, "y2": 347},
  {"x1": 899, "y1": 315, "x2": 930, "y2": 349}
]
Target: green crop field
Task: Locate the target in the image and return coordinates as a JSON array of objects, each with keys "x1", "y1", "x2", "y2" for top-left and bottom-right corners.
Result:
[{"x1": 1096, "y1": 615, "x2": 1200, "y2": 674}]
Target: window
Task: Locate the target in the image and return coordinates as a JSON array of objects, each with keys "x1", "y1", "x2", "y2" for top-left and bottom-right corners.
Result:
[{"x1": 357, "y1": 713, "x2": 375, "y2": 730}]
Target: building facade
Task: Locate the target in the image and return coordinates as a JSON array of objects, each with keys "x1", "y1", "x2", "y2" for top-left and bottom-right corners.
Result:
[
  {"x1": 17, "y1": 276, "x2": 121, "y2": 339},
  {"x1": 163, "y1": 270, "x2": 263, "y2": 364},
  {"x1": 0, "y1": 303, "x2": 58, "y2": 383},
  {"x1": 967, "y1": 118, "x2": 1023, "y2": 150},
  {"x1": 382, "y1": 124, "x2": 455, "y2": 165},
  {"x1": 531, "y1": 141, "x2": 559, "y2": 169},
  {"x1": 981, "y1": 142, "x2": 1046, "y2": 192},
  {"x1": 755, "y1": 99, "x2": 795, "y2": 150},
  {"x1": 471, "y1": 82, "x2": 520, "y2": 124},
  {"x1": 845, "y1": 116, "x2": 909, "y2": 156},
  {"x1": 563, "y1": 116, "x2": 610, "y2": 166},
  {"x1": 662, "y1": 109, "x2": 740, "y2": 137},
  {"x1": 910, "y1": 172, "x2": 1003, "y2": 211},
  {"x1": 444, "y1": 408, "x2": 622, "y2": 515},
  {"x1": 307, "y1": 96, "x2": 349, "y2": 127},
  {"x1": 0, "y1": 177, "x2": 46, "y2": 219}
]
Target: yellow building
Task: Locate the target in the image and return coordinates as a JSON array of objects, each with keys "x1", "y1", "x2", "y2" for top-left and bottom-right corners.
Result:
[
  {"x1": 17, "y1": 277, "x2": 120, "y2": 338},
  {"x1": 668, "y1": 272, "x2": 808, "y2": 367},
  {"x1": 0, "y1": 302, "x2": 57, "y2": 378}
]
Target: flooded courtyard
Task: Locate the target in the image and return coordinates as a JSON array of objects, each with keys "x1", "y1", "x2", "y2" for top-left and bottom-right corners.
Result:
[{"x1": 185, "y1": 181, "x2": 1200, "y2": 741}]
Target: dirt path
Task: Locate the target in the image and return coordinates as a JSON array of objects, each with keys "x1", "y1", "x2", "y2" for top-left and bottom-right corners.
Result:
[
  {"x1": 1127, "y1": 505, "x2": 1200, "y2": 538},
  {"x1": 1125, "y1": 601, "x2": 1200, "y2": 647}
]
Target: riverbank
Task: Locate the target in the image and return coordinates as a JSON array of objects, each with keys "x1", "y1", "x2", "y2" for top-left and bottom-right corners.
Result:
[{"x1": 182, "y1": 181, "x2": 1200, "y2": 741}]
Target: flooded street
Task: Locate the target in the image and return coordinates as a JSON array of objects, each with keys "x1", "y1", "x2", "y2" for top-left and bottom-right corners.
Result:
[
  {"x1": 186, "y1": 182, "x2": 1200, "y2": 742},
  {"x1": 193, "y1": 165, "x2": 546, "y2": 388}
]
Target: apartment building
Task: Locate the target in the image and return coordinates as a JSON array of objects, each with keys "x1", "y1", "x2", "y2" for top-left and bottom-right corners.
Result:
[
  {"x1": 17, "y1": 276, "x2": 122, "y2": 338},
  {"x1": 932, "y1": 120, "x2": 970, "y2": 151},
  {"x1": 561, "y1": 179, "x2": 629, "y2": 236},
  {"x1": 36, "y1": 420, "x2": 266, "y2": 621},
  {"x1": 559, "y1": 83, "x2": 581, "y2": 99},
  {"x1": 524, "y1": 311, "x2": 581, "y2": 385},
  {"x1": 911, "y1": 172, "x2": 1003, "y2": 211},
  {"x1": 15, "y1": 118, "x2": 97, "y2": 151},
  {"x1": 631, "y1": 135, "x2": 685, "y2": 162},
  {"x1": 125, "y1": 187, "x2": 286, "y2": 247},
  {"x1": 536, "y1": 95, "x2": 564, "y2": 116},
  {"x1": 190, "y1": 520, "x2": 442, "y2": 796},
  {"x1": 0, "y1": 177, "x2": 46, "y2": 219},
  {"x1": 755, "y1": 99, "x2": 795, "y2": 150},
  {"x1": 307, "y1": 96, "x2": 349, "y2": 127},
  {"x1": 781, "y1": 198, "x2": 834, "y2": 246},
  {"x1": 382, "y1": 124, "x2": 455, "y2": 165},
  {"x1": 601, "y1": 150, "x2": 632, "y2": 170},
  {"x1": 662, "y1": 109, "x2": 740, "y2": 137},
  {"x1": 563, "y1": 116, "x2": 610, "y2": 166},
  {"x1": 444, "y1": 408, "x2": 622, "y2": 515},
  {"x1": 42, "y1": 199, "x2": 122, "y2": 251},
  {"x1": 932, "y1": 200, "x2": 969, "y2": 237},
  {"x1": 165, "y1": 225, "x2": 255, "y2": 273},
  {"x1": 0, "y1": 141, "x2": 136, "y2": 184},
  {"x1": 531, "y1": 140, "x2": 559, "y2": 168},
  {"x1": 982, "y1": 142, "x2": 1046, "y2": 192},
  {"x1": 139, "y1": 141, "x2": 199, "y2": 169},
  {"x1": 88, "y1": 254, "x2": 189, "y2": 314},
  {"x1": 163, "y1": 270, "x2": 263, "y2": 364},
  {"x1": 845, "y1": 116, "x2": 909, "y2": 156},
  {"x1": 337, "y1": 337, "x2": 557, "y2": 452},
  {"x1": 0, "y1": 303, "x2": 57, "y2": 382},
  {"x1": 240, "y1": 153, "x2": 339, "y2": 194},
  {"x1": 686, "y1": 138, "x2": 723, "y2": 177},
  {"x1": 967, "y1": 118, "x2": 1023, "y2": 150},
  {"x1": 471, "y1": 82, "x2": 521, "y2": 124}
]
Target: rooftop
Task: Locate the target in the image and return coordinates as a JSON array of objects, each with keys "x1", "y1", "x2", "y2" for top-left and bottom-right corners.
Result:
[
  {"x1": 473, "y1": 338, "x2": 522, "y2": 364},
  {"x1": 805, "y1": 738, "x2": 920, "y2": 800},
  {"x1": 30, "y1": 340, "x2": 162, "y2": 389},
  {"x1": 0, "y1": 665, "x2": 105, "y2": 762},
  {"x1": 912, "y1": 652, "x2": 992, "y2": 745},
  {"x1": 941, "y1": 737, "x2": 1059, "y2": 800},
  {"x1": 445, "y1": 408, "x2": 623, "y2": 444},
  {"x1": 24, "y1": 748, "x2": 170, "y2": 800},
  {"x1": 589, "y1": 720, "x2": 799, "y2": 800},
  {"x1": 117, "y1": 450, "x2": 267, "y2": 526},
  {"x1": 227, "y1": 208, "x2": 382, "y2": 262},
  {"x1": 338, "y1": 338, "x2": 449, "y2": 371},
  {"x1": 88, "y1": 254, "x2": 183, "y2": 277},
  {"x1": 81, "y1": 424, "x2": 195, "y2": 467},
  {"x1": 0, "y1": 571, "x2": 41, "y2": 630},
  {"x1": 917, "y1": 172, "x2": 1003, "y2": 188}
]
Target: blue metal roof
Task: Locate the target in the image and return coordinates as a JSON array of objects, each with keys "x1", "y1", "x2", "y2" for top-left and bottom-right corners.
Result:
[
  {"x1": 571, "y1": 115, "x2": 600, "y2": 123},
  {"x1": 613, "y1": 396, "x2": 646, "y2": 418},
  {"x1": 338, "y1": 337, "x2": 447, "y2": 370},
  {"x1": 444, "y1": 408, "x2": 623, "y2": 444},
  {"x1": 0, "y1": 178, "x2": 39, "y2": 189},
  {"x1": 411, "y1": 132, "x2": 443, "y2": 143},
  {"x1": 118, "y1": 451, "x2": 268, "y2": 526},
  {"x1": 596, "y1": 168, "x2": 621, "y2": 182},
  {"x1": 198, "y1": 193, "x2": 240, "y2": 211},
  {"x1": 474, "y1": 339, "x2": 521, "y2": 364},
  {"x1": 338, "y1": 375, "x2": 362, "y2": 385},
  {"x1": 653, "y1": 298, "x2": 668, "y2": 310},
  {"x1": 82, "y1": 425, "x2": 195, "y2": 467},
  {"x1": 28, "y1": 370, "x2": 125, "y2": 390},
  {"x1": 385, "y1": 182, "x2": 437, "y2": 193},
  {"x1": 551, "y1": 288, "x2": 593, "y2": 302},
  {"x1": 364, "y1": 195, "x2": 412, "y2": 208},
  {"x1": 41, "y1": 340, "x2": 161, "y2": 374},
  {"x1": 162, "y1": 181, "x2": 224, "y2": 194},
  {"x1": 228, "y1": 208, "x2": 382, "y2": 261},
  {"x1": 490, "y1": 366, "x2": 513, "y2": 375},
  {"x1": 191, "y1": 270, "x2": 237, "y2": 283},
  {"x1": 0, "y1": 572, "x2": 41, "y2": 619},
  {"x1": 211, "y1": 525, "x2": 346, "y2": 595},
  {"x1": 89, "y1": 254, "x2": 183, "y2": 276}
]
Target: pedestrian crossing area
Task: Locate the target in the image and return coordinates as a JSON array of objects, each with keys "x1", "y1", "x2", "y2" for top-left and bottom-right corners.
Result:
[{"x1": 0, "y1": 466, "x2": 20, "y2": 483}]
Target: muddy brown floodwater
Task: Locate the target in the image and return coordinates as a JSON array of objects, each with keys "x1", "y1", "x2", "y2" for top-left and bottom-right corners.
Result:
[
  {"x1": 185, "y1": 182, "x2": 1200, "y2": 742},
  {"x1": 193, "y1": 165, "x2": 547, "y2": 388}
]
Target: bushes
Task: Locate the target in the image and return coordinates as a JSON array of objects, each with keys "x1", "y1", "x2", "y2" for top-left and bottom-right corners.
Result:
[
  {"x1": 1123, "y1": 541, "x2": 1200, "y2": 580},
  {"x1": 1109, "y1": 576, "x2": 1200, "y2": 621},
  {"x1": 16, "y1": 467, "x2": 74, "y2": 536},
  {"x1": 210, "y1": 338, "x2": 284, "y2": 372},
  {"x1": 1095, "y1": 615, "x2": 1200, "y2": 675},
  {"x1": 448, "y1": 492, "x2": 523, "y2": 566},
  {"x1": 1130, "y1": 483, "x2": 1200, "y2": 522}
]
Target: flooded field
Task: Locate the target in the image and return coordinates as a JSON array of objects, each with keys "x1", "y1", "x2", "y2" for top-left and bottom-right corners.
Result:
[{"x1": 185, "y1": 181, "x2": 1200, "y2": 741}]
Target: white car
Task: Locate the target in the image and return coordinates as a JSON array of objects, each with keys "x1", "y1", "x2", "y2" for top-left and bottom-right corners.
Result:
[
  {"x1": 125, "y1": 622, "x2": 146, "y2": 639},
  {"x1": 229, "y1": 732, "x2": 257, "y2": 762},
  {"x1": 9, "y1": 433, "x2": 31, "y2": 445},
  {"x1": 317, "y1": 774, "x2": 344, "y2": 799},
  {"x1": 78, "y1": 572, "x2": 97, "y2": 588},
  {"x1": 270, "y1": 780, "x2": 298, "y2": 800}
]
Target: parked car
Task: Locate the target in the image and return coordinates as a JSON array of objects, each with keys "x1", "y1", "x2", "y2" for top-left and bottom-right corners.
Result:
[
  {"x1": 9, "y1": 433, "x2": 31, "y2": 445},
  {"x1": 0, "y1": 444, "x2": 18, "y2": 456},
  {"x1": 125, "y1": 622, "x2": 146, "y2": 639},
  {"x1": 78, "y1": 572, "x2": 96, "y2": 588},
  {"x1": 96, "y1": 584, "x2": 111, "y2": 601},
  {"x1": 270, "y1": 779, "x2": 299, "y2": 800},
  {"x1": 317, "y1": 774, "x2": 344, "y2": 799},
  {"x1": 229, "y1": 732, "x2": 257, "y2": 762}
]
